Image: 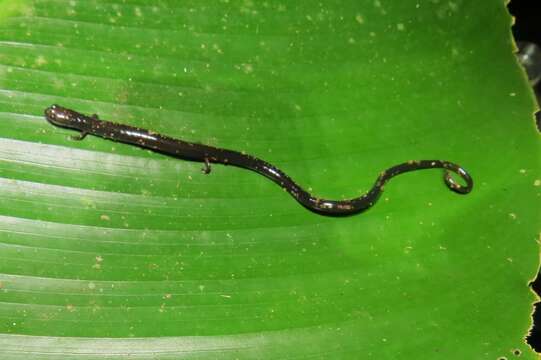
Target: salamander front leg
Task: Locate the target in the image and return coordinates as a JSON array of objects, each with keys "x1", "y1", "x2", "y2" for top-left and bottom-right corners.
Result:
[
  {"x1": 201, "y1": 158, "x2": 211, "y2": 174},
  {"x1": 70, "y1": 131, "x2": 88, "y2": 141}
]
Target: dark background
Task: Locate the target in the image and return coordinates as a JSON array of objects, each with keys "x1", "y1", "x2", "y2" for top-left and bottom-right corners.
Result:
[
  {"x1": 507, "y1": 0, "x2": 541, "y2": 352},
  {"x1": 509, "y1": 1, "x2": 541, "y2": 47},
  {"x1": 508, "y1": 0, "x2": 541, "y2": 105}
]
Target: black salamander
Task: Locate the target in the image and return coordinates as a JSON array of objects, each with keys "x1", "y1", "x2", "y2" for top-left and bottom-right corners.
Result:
[{"x1": 44, "y1": 104, "x2": 473, "y2": 216}]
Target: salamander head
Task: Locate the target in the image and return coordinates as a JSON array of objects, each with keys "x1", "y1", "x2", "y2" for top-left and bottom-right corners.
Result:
[{"x1": 44, "y1": 104, "x2": 88, "y2": 129}]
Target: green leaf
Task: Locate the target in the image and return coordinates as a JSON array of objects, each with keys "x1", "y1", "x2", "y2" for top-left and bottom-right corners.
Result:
[{"x1": 0, "y1": 0, "x2": 538, "y2": 359}]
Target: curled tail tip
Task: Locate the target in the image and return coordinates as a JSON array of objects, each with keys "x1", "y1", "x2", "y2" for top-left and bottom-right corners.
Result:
[{"x1": 444, "y1": 167, "x2": 473, "y2": 194}]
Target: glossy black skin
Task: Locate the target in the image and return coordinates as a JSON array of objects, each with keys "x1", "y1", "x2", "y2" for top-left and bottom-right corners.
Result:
[{"x1": 44, "y1": 104, "x2": 473, "y2": 216}]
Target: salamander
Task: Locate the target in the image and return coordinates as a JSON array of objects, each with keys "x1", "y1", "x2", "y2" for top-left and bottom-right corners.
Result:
[{"x1": 44, "y1": 104, "x2": 473, "y2": 216}]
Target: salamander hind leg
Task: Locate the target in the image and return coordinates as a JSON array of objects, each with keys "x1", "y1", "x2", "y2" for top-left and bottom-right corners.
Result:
[{"x1": 201, "y1": 158, "x2": 211, "y2": 174}]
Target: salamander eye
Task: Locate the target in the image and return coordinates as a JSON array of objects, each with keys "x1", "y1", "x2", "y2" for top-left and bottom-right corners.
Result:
[{"x1": 45, "y1": 106, "x2": 58, "y2": 120}]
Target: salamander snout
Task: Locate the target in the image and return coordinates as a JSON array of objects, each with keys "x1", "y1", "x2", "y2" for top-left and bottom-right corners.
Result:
[
  {"x1": 44, "y1": 104, "x2": 82, "y2": 129},
  {"x1": 45, "y1": 104, "x2": 66, "y2": 124}
]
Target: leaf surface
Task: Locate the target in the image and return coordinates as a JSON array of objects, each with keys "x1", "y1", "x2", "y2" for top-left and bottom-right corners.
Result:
[{"x1": 0, "y1": 0, "x2": 539, "y2": 359}]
